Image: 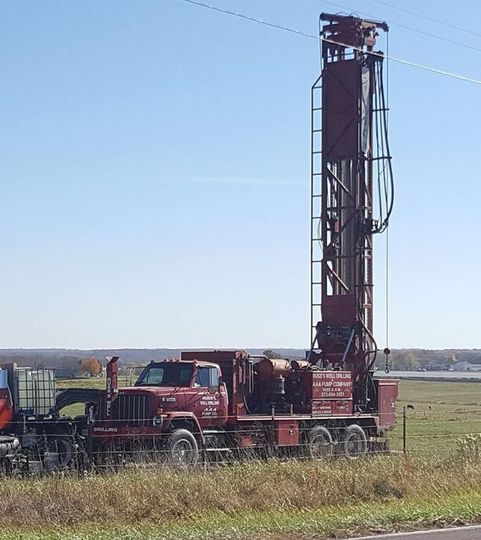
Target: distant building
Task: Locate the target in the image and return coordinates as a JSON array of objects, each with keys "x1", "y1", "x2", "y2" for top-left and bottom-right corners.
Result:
[
  {"x1": 426, "y1": 363, "x2": 447, "y2": 371},
  {"x1": 452, "y1": 361, "x2": 481, "y2": 372}
]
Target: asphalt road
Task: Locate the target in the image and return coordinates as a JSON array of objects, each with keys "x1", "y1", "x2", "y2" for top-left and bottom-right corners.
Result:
[{"x1": 346, "y1": 526, "x2": 481, "y2": 539}]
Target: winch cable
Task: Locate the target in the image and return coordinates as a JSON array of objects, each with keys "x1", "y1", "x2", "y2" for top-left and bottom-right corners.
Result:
[{"x1": 384, "y1": 33, "x2": 391, "y2": 373}]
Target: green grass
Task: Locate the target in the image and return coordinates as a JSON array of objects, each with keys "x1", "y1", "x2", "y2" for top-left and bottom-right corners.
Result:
[
  {"x1": 390, "y1": 380, "x2": 481, "y2": 455},
  {"x1": 3, "y1": 493, "x2": 481, "y2": 540},
  {"x1": 57, "y1": 375, "x2": 127, "y2": 390}
]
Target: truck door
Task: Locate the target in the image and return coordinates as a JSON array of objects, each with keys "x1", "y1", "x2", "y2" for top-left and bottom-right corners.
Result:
[{"x1": 191, "y1": 366, "x2": 228, "y2": 426}]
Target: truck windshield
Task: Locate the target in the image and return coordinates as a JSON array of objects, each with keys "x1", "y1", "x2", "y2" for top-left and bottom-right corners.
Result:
[{"x1": 135, "y1": 363, "x2": 193, "y2": 387}]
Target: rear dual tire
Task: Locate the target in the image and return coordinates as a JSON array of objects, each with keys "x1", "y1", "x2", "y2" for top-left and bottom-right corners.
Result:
[
  {"x1": 307, "y1": 426, "x2": 334, "y2": 459},
  {"x1": 306, "y1": 424, "x2": 368, "y2": 459},
  {"x1": 342, "y1": 424, "x2": 368, "y2": 458}
]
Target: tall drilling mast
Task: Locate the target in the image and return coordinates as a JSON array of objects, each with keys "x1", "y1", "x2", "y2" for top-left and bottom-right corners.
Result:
[{"x1": 310, "y1": 14, "x2": 393, "y2": 410}]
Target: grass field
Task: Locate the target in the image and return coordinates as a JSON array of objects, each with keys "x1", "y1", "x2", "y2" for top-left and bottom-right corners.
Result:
[{"x1": 2, "y1": 456, "x2": 481, "y2": 539}]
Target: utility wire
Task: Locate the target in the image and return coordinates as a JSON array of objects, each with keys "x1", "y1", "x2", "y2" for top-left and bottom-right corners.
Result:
[
  {"x1": 176, "y1": 0, "x2": 481, "y2": 85},
  {"x1": 368, "y1": 0, "x2": 481, "y2": 39},
  {"x1": 177, "y1": 0, "x2": 319, "y2": 40},
  {"x1": 321, "y1": 0, "x2": 481, "y2": 54}
]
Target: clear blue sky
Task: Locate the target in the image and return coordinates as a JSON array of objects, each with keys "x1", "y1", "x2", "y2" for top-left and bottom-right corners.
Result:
[{"x1": 0, "y1": 0, "x2": 480, "y2": 350}]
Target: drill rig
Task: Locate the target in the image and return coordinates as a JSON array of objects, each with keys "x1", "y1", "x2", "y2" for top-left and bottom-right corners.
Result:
[
  {"x1": 309, "y1": 14, "x2": 394, "y2": 412},
  {"x1": 0, "y1": 14, "x2": 398, "y2": 472}
]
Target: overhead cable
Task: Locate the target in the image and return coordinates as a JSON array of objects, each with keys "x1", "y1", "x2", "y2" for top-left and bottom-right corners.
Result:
[
  {"x1": 368, "y1": 0, "x2": 481, "y2": 39},
  {"x1": 178, "y1": 0, "x2": 319, "y2": 40},
  {"x1": 176, "y1": 0, "x2": 481, "y2": 85}
]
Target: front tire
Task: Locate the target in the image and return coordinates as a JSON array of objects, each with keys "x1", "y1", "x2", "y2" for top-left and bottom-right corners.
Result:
[{"x1": 166, "y1": 429, "x2": 199, "y2": 467}]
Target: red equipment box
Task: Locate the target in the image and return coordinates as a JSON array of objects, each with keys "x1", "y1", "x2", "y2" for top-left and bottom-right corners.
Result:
[{"x1": 301, "y1": 370, "x2": 353, "y2": 415}]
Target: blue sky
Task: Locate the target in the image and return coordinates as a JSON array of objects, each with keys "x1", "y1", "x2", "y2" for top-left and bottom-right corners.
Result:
[{"x1": 0, "y1": 0, "x2": 480, "y2": 349}]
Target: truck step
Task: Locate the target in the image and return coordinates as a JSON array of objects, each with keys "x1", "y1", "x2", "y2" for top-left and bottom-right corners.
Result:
[{"x1": 205, "y1": 447, "x2": 232, "y2": 453}]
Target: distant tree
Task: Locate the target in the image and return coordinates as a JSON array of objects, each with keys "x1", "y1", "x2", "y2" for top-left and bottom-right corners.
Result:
[
  {"x1": 391, "y1": 351, "x2": 420, "y2": 371},
  {"x1": 447, "y1": 354, "x2": 457, "y2": 369},
  {"x1": 79, "y1": 356, "x2": 103, "y2": 377}
]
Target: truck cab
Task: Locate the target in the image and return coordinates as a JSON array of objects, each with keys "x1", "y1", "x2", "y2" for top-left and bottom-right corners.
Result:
[{"x1": 132, "y1": 359, "x2": 228, "y2": 427}]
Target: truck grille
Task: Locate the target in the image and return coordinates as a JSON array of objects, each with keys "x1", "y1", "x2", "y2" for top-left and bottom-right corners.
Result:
[{"x1": 110, "y1": 393, "x2": 148, "y2": 426}]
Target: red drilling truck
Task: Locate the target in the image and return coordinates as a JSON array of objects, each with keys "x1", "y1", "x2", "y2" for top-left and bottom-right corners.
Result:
[
  {"x1": 84, "y1": 351, "x2": 397, "y2": 466},
  {"x1": 84, "y1": 12, "x2": 399, "y2": 466}
]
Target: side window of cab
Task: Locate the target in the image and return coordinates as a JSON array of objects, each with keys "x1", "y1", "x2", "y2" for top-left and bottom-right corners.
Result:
[{"x1": 194, "y1": 366, "x2": 219, "y2": 388}]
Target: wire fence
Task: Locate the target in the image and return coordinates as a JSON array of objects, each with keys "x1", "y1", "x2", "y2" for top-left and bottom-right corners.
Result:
[{"x1": 2, "y1": 408, "x2": 481, "y2": 476}]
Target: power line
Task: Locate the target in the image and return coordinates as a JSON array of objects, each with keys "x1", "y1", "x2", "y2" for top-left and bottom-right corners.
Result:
[
  {"x1": 368, "y1": 0, "x2": 481, "y2": 39},
  {"x1": 177, "y1": 0, "x2": 319, "y2": 40},
  {"x1": 321, "y1": 0, "x2": 481, "y2": 54},
  {"x1": 176, "y1": 0, "x2": 481, "y2": 85}
]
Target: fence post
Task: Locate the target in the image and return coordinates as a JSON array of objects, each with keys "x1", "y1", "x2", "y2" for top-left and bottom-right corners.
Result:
[{"x1": 403, "y1": 404, "x2": 414, "y2": 456}]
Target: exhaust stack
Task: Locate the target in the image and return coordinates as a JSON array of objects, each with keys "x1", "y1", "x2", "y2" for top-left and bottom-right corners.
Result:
[{"x1": 105, "y1": 356, "x2": 119, "y2": 418}]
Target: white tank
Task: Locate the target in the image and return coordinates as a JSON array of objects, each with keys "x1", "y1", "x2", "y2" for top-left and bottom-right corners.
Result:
[{"x1": 16, "y1": 368, "x2": 56, "y2": 416}]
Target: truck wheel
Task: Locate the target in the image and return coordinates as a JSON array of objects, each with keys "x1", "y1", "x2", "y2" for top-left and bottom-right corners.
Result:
[
  {"x1": 166, "y1": 429, "x2": 199, "y2": 466},
  {"x1": 343, "y1": 425, "x2": 367, "y2": 458},
  {"x1": 46, "y1": 438, "x2": 74, "y2": 469},
  {"x1": 307, "y1": 426, "x2": 333, "y2": 459}
]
